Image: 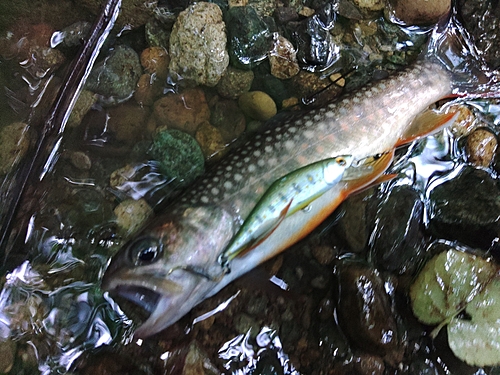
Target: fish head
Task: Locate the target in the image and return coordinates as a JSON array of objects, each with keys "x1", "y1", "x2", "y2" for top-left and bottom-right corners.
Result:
[{"x1": 102, "y1": 205, "x2": 235, "y2": 337}]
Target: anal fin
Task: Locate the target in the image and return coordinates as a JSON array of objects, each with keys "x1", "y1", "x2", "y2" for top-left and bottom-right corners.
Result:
[{"x1": 396, "y1": 110, "x2": 458, "y2": 147}]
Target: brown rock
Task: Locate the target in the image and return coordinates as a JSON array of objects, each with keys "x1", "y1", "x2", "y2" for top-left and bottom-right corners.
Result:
[
  {"x1": 140, "y1": 46, "x2": 170, "y2": 79},
  {"x1": 210, "y1": 99, "x2": 246, "y2": 143},
  {"x1": 269, "y1": 35, "x2": 300, "y2": 79},
  {"x1": 153, "y1": 88, "x2": 211, "y2": 136},
  {"x1": 195, "y1": 121, "x2": 227, "y2": 161},
  {"x1": 107, "y1": 102, "x2": 150, "y2": 144},
  {"x1": 134, "y1": 73, "x2": 163, "y2": 106},
  {"x1": 389, "y1": 0, "x2": 451, "y2": 25},
  {"x1": 466, "y1": 128, "x2": 498, "y2": 167}
]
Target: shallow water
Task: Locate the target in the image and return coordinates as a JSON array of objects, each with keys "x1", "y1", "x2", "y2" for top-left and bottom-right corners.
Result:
[{"x1": 0, "y1": 1, "x2": 500, "y2": 374}]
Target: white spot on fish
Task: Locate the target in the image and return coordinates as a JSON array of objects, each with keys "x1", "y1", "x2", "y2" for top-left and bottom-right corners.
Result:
[
  {"x1": 211, "y1": 187, "x2": 219, "y2": 195},
  {"x1": 244, "y1": 157, "x2": 250, "y2": 163},
  {"x1": 234, "y1": 173, "x2": 243, "y2": 181},
  {"x1": 304, "y1": 130, "x2": 314, "y2": 139},
  {"x1": 379, "y1": 83, "x2": 387, "y2": 90},
  {"x1": 201, "y1": 196, "x2": 209, "y2": 203},
  {"x1": 224, "y1": 181, "x2": 233, "y2": 190},
  {"x1": 255, "y1": 141, "x2": 261, "y2": 147},
  {"x1": 226, "y1": 165, "x2": 233, "y2": 171},
  {"x1": 268, "y1": 157, "x2": 278, "y2": 166},
  {"x1": 285, "y1": 140, "x2": 295, "y2": 150},
  {"x1": 288, "y1": 126, "x2": 297, "y2": 133},
  {"x1": 254, "y1": 150, "x2": 262, "y2": 157},
  {"x1": 353, "y1": 97, "x2": 360, "y2": 103},
  {"x1": 266, "y1": 136, "x2": 272, "y2": 142},
  {"x1": 265, "y1": 145, "x2": 273, "y2": 153},
  {"x1": 257, "y1": 159, "x2": 265, "y2": 167},
  {"x1": 305, "y1": 120, "x2": 313, "y2": 127},
  {"x1": 248, "y1": 164, "x2": 256, "y2": 172}
]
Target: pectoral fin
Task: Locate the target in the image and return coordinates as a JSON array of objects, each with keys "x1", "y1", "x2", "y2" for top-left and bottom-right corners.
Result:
[{"x1": 396, "y1": 110, "x2": 458, "y2": 147}]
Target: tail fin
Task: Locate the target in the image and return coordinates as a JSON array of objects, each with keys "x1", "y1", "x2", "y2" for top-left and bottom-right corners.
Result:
[{"x1": 427, "y1": 6, "x2": 500, "y2": 98}]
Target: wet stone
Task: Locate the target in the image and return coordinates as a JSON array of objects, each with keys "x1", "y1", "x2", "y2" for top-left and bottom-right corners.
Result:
[
  {"x1": 86, "y1": 45, "x2": 142, "y2": 105},
  {"x1": 210, "y1": 99, "x2": 246, "y2": 143},
  {"x1": 311, "y1": 245, "x2": 336, "y2": 265},
  {"x1": 149, "y1": 129, "x2": 205, "y2": 184},
  {"x1": 169, "y1": 2, "x2": 229, "y2": 87},
  {"x1": 0, "y1": 339, "x2": 16, "y2": 373},
  {"x1": 56, "y1": 21, "x2": 92, "y2": 47},
  {"x1": 238, "y1": 91, "x2": 277, "y2": 121},
  {"x1": 216, "y1": 66, "x2": 255, "y2": 99},
  {"x1": 69, "y1": 151, "x2": 92, "y2": 170},
  {"x1": 389, "y1": 0, "x2": 450, "y2": 25},
  {"x1": 195, "y1": 121, "x2": 227, "y2": 161},
  {"x1": 114, "y1": 198, "x2": 153, "y2": 235},
  {"x1": 0, "y1": 122, "x2": 30, "y2": 175},
  {"x1": 107, "y1": 102, "x2": 150, "y2": 144},
  {"x1": 67, "y1": 90, "x2": 97, "y2": 128},
  {"x1": 269, "y1": 34, "x2": 300, "y2": 79},
  {"x1": 428, "y1": 166, "x2": 500, "y2": 249},
  {"x1": 134, "y1": 73, "x2": 163, "y2": 106},
  {"x1": 153, "y1": 88, "x2": 211, "y2": 136},
  {"x1": 145, "y1": 18, "x2": 170, "y2": 49},
  {"x1": 337, "y1": 261, "x2": 403, "y2": 363},
  {"x1": 140, "y1": 46, "x2": 170, "y2": 79},
  {"x1": 370, "y1": 185, "x2": 425, "y2": 274},
  {"x1": 465, "y1": 128, "x2": 498, "y2": 168},
  {"x1": 225, "y1": 5, "x2": 272, "y2": 69}
]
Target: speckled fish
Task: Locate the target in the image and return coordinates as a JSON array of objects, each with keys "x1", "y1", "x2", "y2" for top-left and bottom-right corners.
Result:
[{"x1": 102, "y1": 15, "x2": 500, "y2": 337}]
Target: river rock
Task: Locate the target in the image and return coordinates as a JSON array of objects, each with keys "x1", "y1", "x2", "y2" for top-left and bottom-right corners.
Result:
[
  {"x1": 225, "y1": 5, "x2": 272, "y2": 69},
  {"x1": 389, "y1": 0, "x2": 451, "y2": 25},
  {"x1": 0, "y1": 339, "x2": 15, "y2": 373},
  {"x1": 238, "y1": 91, "x2": 277, "y2": 121},
  {"x1": 86, "y1": 45, "x2": 142, "y2": 105},
  {"x1": 428, "y1": 166, "x2": 500, "y2": 249},
  {"x1": 134, "y1": 73, "x2": 163, "y2": 106},
  {"x1": 80, "y1": 0, "x2": 156, "y2": 29},
  {"x1": 107, "y1": 102, "x2": 150, "y2": 144},
  {"x1": 153, "y1": 88, "x2": 211, "y2": 136},
  {"x1": 465, "y1": 128, "x2": 498, "y2": 168},
  {"x1": 370, "y1": 185, "x2": 425, "y2": 274},
  {"x1": 114, "y1": 198, "x2": 153, "y2": 235},
  {"x1": 67, "y1": 90, "x2": 97, "y2": 128},
  {"x1": 269, "y1": 34, "x2": 300, "y2": 79},
  {"x1": 0, "y1": 122, "x2": 30, "y2": 175},
  {"x1": 195, "y1": 121, "x2": 227, "y2": 160},
  {"x1": 210, "y1": 99, "x2": 246, "y2": 143},
  {"x1": 216, "y1": 66, "x2": 254, "y2": 99},
  {"x1": 169, "y1": 2, "x2": 229, "y2": 87},
  {"x1": 140, "y1": 46, "x2": 170, "y2": 79},
  {"x1": 149, "y1": 129, "x2": 205, "y2": 184},
  {"x1": 337, "y1": 262, "x2": 403, "y2": 364}
]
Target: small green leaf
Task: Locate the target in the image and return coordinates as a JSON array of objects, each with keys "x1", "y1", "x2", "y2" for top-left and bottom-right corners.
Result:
[
  {"x1": 410, "y1": 249, "x2": 496, "y2": 325},
  {"x1": 448, "y1": 276, "x2": 500, "y2": 367}
]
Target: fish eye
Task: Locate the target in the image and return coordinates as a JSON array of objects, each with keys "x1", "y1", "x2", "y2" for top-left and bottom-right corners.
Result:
[
  {"x1": 336, "y1": 157, "x2": 347, "y2": 166},
  {"x1": 128, "y1": 236, "x2": 163, "y2": 266}
]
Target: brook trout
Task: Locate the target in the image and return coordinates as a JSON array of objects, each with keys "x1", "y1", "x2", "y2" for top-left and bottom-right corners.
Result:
[{"x1": 102, "y1": 14, "x2": 498, "y2": 338}]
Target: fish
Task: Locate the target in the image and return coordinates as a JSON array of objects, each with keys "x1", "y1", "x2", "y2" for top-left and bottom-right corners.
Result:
[
  {"x1": 102, "y1": 13, "x2": 500, "y2": 338},
  {"x1": 219, "y1": 155, "x2": 354, "y2": 267}
]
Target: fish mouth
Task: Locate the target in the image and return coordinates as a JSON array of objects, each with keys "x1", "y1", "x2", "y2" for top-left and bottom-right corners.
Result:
[{"x1": 112, "y1": 285, "x2": 161, "y2": 315}]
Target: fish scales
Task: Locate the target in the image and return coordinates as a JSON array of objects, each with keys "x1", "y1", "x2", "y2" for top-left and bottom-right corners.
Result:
[{"x1": 182, "y1": 61, "x2": 451, "y2": 224}]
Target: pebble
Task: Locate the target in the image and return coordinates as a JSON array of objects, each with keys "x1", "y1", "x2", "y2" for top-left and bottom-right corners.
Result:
[
  {"x1": 153, "y1": 88, "x2": 211, "y2": 136},
  {"x1": 114, "y1": 198, "x2": 153, "y2": 235},
  {"x1": 149, "y1": 129, "x2": 205, "y2": 184},
  {"x1": 169, "y1": 2, "x2": 229, "y2": 87},
  {"x1": 428, "y1": 166, "x2": 500, "y2": 249},
  {"x1": 0, "y1": 339, "x2": 16, "y2": 373},
  {"x1": 86, "y1": 45, "x2": 142, "y2": 105},
  {"x1": 134, "y1": 73, "x2": 163, "y2": 106},
  {"x1": 225, "y1": 5, "x2": 272, "y2": 69},
  {"x1": 107, "y1": 102, "x2": 150, "y2": 144},
  {"x1": 444, "y1": 103, "x2": 476, "y2": 138},
  {"x1": 216, "y1": 66, "x2": 254, "y2": 99},
  {"x1": 269, "y1": 35, "x2": 300, "y2": 79},
  {"x1": 67, "y1": 90, "x2": 97, "y2": 128},
  {"x1": 145, "y1": 18, "x2": 170, "y2": 49},
  {"x1": 140, "y1": 46, "x2": 170, "y2": 79},
  {"x1": 352, "y1": 0, "x2": 385, "y2": 12},
  {"x1": 0, "y1": 122, "x2": 30, "y2": 175},
  {"x1": 69, "y1": 151, "x2": 92, "y2": 170},
  {"x1": 465, "y1": 128, "x2": 498, "y2": 168},
  {"x1": 389, "y1": 0, "x2": 451, "y2": 25},
  {"x1": 195, "y1": 121, "x2": 227, "y2": 161},
  {"x1": 210, "y1": 99, "x2": 246, "y2": 143},
  {"x1": 54, "y1": 21, "x2": 92, "y2": 47},
  {"x1": 238, "y1": 91, "x2": 277, "y2": 121}
]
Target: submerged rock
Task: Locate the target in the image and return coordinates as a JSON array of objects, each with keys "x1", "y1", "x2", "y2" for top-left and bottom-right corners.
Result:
[
  {"x1": 238, "y1": 91, "x2": 277, "y2": 121},
  {"x1": 337, "y1": 261, "x2": 403, "y2": 364},
  {"x1": 140, "y1": 46, "x2": 170, "y2": 79},
  {"x1": 149, "y1": 129, "x2": 205, "y2": 184},
  {"x1": 465, "y1": 128, "x2": 497, "y2": 168},
  {"x1": 388, "y1": 0, "x2": 451, "y2": 25},
  {"x1": 210, "y1": 99, "x2": 246, "y2": 143},
  {"x1": 216, "y1": 66, "x2": 254, "y2": 99},
  {"x1": 268, "y1": 34, "x2": 300, "y2": 79},
  {"x1": 86, "y1": 45, "x2": 142, "y2": 105},
  {"x1": 225, "y1": 5, "x2": 272, "y2": 69},
  {"x1": 0, "y1": 122, "x2": 30, "y2": 175},
  {"x1": 195, "y1": 121, "x2": 227, "y2": 161},
  {"x1": 370, "y1": 185, "x2": 425, "y2": 274},
  {"x1": 428, "y1": 166, "x2": 500, "y2": 249},
  {"x1": 153, "y1": 88, "x2": 211, "y2": 136},
  {"x1": 114, "y1": 198, "x2": 153, "y2": 235},
  {"x1": 169, "y1": 2, "x2": 229, "y2": 87}
]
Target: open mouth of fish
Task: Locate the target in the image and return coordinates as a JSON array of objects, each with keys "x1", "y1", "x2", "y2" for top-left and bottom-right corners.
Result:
[{"x1": 111, "y1": 285, "x2": 161, "y2": 318}]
